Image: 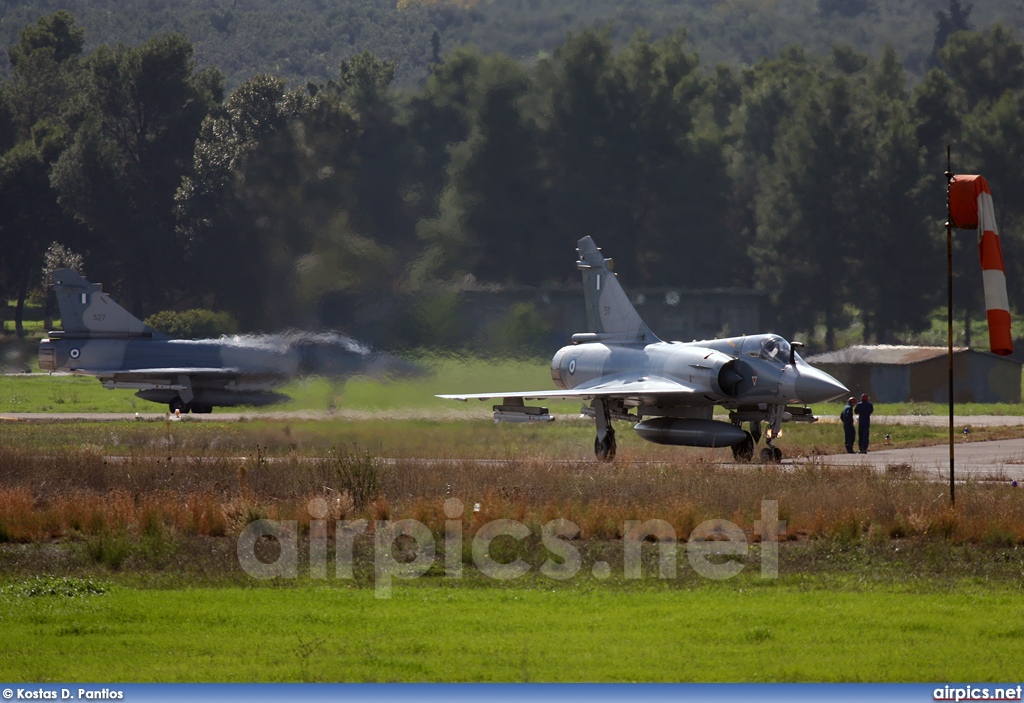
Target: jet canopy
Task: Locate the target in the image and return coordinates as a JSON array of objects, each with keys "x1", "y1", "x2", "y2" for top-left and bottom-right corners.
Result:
[
  {"x1": 759, "y1": 336, "x2": 789, "y2": 364},
  {"x1": 737, "y1": 335, "x2": 805, "y2": 366}
]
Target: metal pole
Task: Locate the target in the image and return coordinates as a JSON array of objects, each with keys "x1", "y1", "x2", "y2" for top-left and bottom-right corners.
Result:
[{"x1": 945, "y1": 147, "x2": 955, "y2": 506}]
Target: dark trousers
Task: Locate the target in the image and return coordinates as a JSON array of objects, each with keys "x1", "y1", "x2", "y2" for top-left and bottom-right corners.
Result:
[
  {"x1": 858, "y1": 422, "x2": 870, "y2": 453},
  {"x1": 843, "y1": 424, "x2": 855, "y2": 453}
]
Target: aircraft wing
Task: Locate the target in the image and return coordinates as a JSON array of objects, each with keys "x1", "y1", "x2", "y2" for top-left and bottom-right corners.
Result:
[
  {"x1": 73, "y1": 368, "x2": 286, "y2": 382},
  {"x1": 76, "y1": 367, "x2": 237, "y2": 376},
  {"x1": 438, "y1": 376, "x2": 707, "y2": 403}
]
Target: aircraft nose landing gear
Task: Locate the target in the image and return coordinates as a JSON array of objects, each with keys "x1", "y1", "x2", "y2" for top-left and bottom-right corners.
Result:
[
  {"x1": 730, "y1": 418, "x2": 783, "y2": 462},
  {"x1": 760, "y1": 411, "x2": 784, "y2": 462}
]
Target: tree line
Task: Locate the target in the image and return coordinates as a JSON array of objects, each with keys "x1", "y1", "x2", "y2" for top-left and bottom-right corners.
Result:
[
  {"x1": 2, "y1": 0, "x2": 1018, "y2": 90},
  {"x1": 2, "y1": 10, "x2": 1023, "y2": 350}
]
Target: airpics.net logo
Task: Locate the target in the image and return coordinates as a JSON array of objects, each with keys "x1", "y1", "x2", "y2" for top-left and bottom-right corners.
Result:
[{"x1": 236, "y1": 499, "x2": 785, "y2": 598}]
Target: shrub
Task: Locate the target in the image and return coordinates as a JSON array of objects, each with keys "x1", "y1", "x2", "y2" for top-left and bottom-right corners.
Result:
[
  {"x1": 333, "y1": 446, "x2": 382, "y2": 508},
  {"x1": 144, "y1": 309, "x2": 239, "y2": 339},
  {"x1": 4, "y1": 576, "x2": 106, "y2": 598},
  {"x1": 85, "y1": 531, "x2": 133, "y2": 570},
  {"x1": 479, "y1": 302, "x2": 552, "y2": 358}
]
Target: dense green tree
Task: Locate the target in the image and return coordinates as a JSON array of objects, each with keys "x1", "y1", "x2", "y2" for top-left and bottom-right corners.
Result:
[
  {"x1": 832, "y1": 45, "x2": 869, "y2": 76},
  {"x1": 909, "y1": 68, "x2": 964, "y2": 171},
  {"x1": 958, "y1": 91, "x2": 1024, "y2": 331},
  {"x1": 0, "y1": 12, "x2": 86, "y2": 335},
  {"x1": 708, "y1": 63, "x2": 741, "y2": 129},
  {"x1": 330, "y1": 51, "x2": 416, "y2": 255},
  {"x1": 860, "y1": 60, "x2": 941, "y2": 343},
  {"x1": 6, "y1": 9, "x2": 1024, "y2": 351},
  {"x1": 536, "y1": 30, "x2": 646, "y2": 280},
  {"x1": 536, "y1": 30, "x2": 735, "y2": 287},
  {"x1": 0, "y1": 134, "x2": 76, "y2": 336},
  {"x1": 415, "y1": 54, "x2": 546, "y2": 284},
  {"x1": 930, "y1": 0, "x2": 973, "y2": 69},
  {"x1": 4, "y1": 11, "x2": 84, "y2": 139},
  {"x1": 406, "y1": 48, "x2": 480, "y2": 224},
  {"x1": 178, "y1": 60, "x2": 416, "y2": 330},
  {"x1": 939, "y1": 24, "x2": 1024, "y2": 110},
  {"x1": 5, "y1": 0, "x2": 1023, "y2": 90},
  {"x1": 50, "y1": 33, "x2": 222, "y2": 315},
  {"x1": 178, "y1": 75, "x2": 355, "y2": 328},
  {"x1": 7, "y1": 10, "x2": 83, "y2": 68},
  {"x1": 725, "y1": 48, "x2": 827, "y2": 289},
  {"x1": 754, "y1": 76, "x2": 875, "y2": 348}
]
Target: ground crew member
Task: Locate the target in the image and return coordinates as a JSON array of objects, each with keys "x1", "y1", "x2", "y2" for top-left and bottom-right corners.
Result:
[
  {"x1": 855, "y1": 393, "x2": 874, "y2": 454},
  {"x1": 840, "y1": 397, "x2": 856, "y2": 453}
]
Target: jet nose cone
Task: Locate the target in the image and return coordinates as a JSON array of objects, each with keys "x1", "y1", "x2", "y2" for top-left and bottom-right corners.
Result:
[{"x1": 795, "y1": 367, "x2": 849, "y2": 404}]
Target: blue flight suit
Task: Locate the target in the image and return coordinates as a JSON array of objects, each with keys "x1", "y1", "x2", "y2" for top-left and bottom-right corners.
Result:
[
  {"x1": 840, "y1": 403, "x2": 855, "y2": 453},
  {"x1": 855, "y1": 399, "x2": 874, "y2": 453}
]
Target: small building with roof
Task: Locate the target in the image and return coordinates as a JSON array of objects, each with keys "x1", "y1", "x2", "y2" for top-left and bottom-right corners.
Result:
[{"x1": 805, "y1": 345, "x2": 1022, "y2": 404}]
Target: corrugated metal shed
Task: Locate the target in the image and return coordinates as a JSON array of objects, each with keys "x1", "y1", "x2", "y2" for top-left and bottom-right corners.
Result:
[{"x1": 806, "y1": 345, "x2": 1022, "y2": 403}]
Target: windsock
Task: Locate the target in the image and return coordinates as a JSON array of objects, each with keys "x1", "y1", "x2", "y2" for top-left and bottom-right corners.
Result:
[{"x1": 949, "y1": 175, "x2": 1013, "y2": 356}]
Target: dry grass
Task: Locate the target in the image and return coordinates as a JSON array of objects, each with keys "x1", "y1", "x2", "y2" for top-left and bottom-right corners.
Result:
[{"x1": 1, "y1": 440, "x2": 1023, "y2": 548}]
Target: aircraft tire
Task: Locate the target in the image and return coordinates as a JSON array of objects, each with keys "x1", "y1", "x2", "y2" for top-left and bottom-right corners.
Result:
[
  {"x1": 731, "y1": 432, "x2": 755, "y2": 462},
  {"x1": 594, "y1": 430, "x2": 617, "y2": 462},
  {"x1": 169, "y1": 397, "x2": 186, "y2": 414},
  {"x1": 760, "y1": 446, "x2": 783, "y2": 463}
]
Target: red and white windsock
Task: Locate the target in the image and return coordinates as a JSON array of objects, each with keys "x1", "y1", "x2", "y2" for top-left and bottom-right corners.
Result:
[{"x1": 949, "y1": 174, "x2": 1013, "y2": 356}]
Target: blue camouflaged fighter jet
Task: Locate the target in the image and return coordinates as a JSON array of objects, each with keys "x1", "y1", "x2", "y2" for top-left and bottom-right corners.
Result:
[{"x1": 38, "y1": 269, "x2": 378, "y2": 413}]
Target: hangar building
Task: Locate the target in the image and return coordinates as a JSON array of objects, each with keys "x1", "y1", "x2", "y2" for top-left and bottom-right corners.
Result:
[{"x1": 805, "y1": 345, "x2": 1022, "y2": 404}]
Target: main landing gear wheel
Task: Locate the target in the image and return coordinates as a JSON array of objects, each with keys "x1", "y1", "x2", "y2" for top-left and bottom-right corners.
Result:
[
  {"x1": 169, "y1": 397, "x2": 187, "y2": 414},
  {"x1": 760, "y1": 446, "x2": 783, "y2": 463},
  {"x1": 731, "y1": 432, "x2": 755, "y2": 462},
  {"x1": 594, "y1": 429, "x2": 617, "y2": 462}
]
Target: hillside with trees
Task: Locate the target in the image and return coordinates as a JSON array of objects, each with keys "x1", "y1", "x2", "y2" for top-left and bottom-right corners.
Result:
[
  {"x1": 2, "y1": 6, "x2": 1024, "y2": 352},
  {"x1": 1, "y1": 0, "x2": 1022, "y2": 89}
]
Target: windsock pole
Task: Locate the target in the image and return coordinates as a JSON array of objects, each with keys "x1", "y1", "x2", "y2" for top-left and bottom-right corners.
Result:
[
  {"x1": 943, "y1": 156, "x2": 1015, "y2": 504},
  {"x1": 944, "y1": 150, "x2": 955, "y2": 506}
]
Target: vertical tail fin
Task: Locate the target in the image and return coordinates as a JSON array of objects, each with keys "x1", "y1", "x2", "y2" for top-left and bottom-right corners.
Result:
[
  {"x1": 576, "y1": 237, "x2": 660, "y2": 343},
  {"x1": 52, "y1": 269, "x2": 163, "y2": 338}
]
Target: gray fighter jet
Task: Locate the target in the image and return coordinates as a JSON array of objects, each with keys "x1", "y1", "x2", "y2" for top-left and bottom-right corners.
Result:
[
  {"x1": 38, "y1": 269, "x2": 377, "y2": 412},
  {"x1": 439, "y1": 237, "x2": 849, "y2": 462}
]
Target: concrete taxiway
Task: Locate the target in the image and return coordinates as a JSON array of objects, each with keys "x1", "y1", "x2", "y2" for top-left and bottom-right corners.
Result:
[
  {"x1": 804, "y1": 414, "x2": 1024, "y2": 481},
  {"x1": 803, "y1": 437, "x2": 1024, "y2": 481}
]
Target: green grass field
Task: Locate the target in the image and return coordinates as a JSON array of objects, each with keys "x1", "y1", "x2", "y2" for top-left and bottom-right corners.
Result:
[
  {"x1": 5, "y1": 352, "x2": 1024, "y2": 683},
  {"x1": 1, "y1": 575, "x2": 1022, "y2": 682},
  {"x1": 5, "y1": 355, "x2": 1024, "y2": 418},
  {"x1": 0, "y1": 356, "x2": 585, "y2": 415}
]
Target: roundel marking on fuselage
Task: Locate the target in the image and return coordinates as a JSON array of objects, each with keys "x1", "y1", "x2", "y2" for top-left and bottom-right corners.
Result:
[
  {"x1": 569, "y1": 358, "x2": 576, "y2": 375},
  {"x1": 70, "y1": 348, "x2": 81, "y2": 359}
]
